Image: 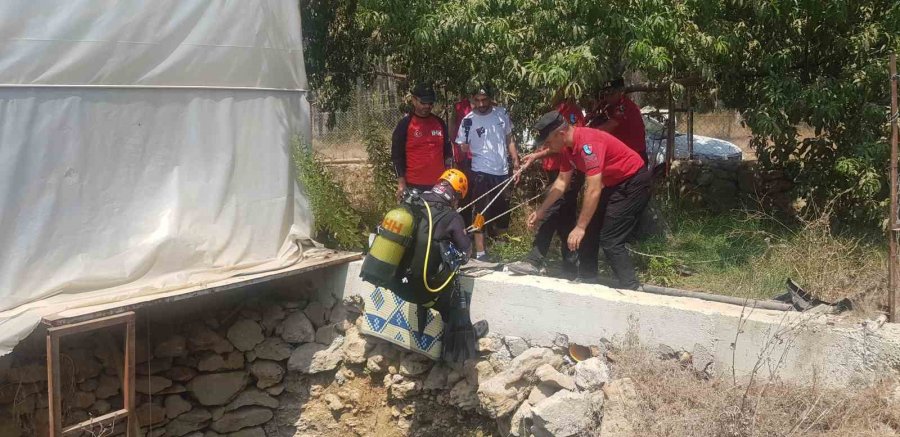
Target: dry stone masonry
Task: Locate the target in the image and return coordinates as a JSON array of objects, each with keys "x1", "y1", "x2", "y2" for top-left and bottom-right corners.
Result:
[{"x1": 0, "y1": 277, "x2": 639, "y2": 437}]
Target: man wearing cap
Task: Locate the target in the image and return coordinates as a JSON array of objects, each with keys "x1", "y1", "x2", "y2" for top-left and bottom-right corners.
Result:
[
  {"x1": 508, "y1": 94, "x2": 585, "y2": 278},
  {"x1": 456, "y1": 84, "x2": 519, "y2": 261},
  {"x1": 586, "y1": 77, "x2": 648, "y2": 165},
  {"x1": 526, "y1": 111, "x2": 650, "y2": 290},
  {"x1": 392, "y1": 83, "x2": 454, "y2": 200}
]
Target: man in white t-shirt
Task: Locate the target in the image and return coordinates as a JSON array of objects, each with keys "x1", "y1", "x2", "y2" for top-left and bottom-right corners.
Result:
[{"x1": 456, "y1": 84, "x2": 519, "y2": 260}]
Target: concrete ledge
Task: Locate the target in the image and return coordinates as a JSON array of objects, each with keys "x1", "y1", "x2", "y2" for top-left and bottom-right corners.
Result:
[{"x1": 332, "y1": 261, "x2": 900, "y2": 387}]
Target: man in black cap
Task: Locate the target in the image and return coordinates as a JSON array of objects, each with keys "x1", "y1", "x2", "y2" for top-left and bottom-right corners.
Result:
[
  {"x1": 391, "y1": 83, "x2": 454, "y2": 200},
  {"x1": 524, "y1": 111, "x2": 650, "y2": 290}
]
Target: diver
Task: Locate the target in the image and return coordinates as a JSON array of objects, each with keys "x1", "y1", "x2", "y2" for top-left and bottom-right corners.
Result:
[{"x1": 361, "y1": 169, "x2": 482, "y2": 362}]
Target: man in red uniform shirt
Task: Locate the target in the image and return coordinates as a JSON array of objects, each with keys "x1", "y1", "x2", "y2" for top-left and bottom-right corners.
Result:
[
  {"x1": 508, "y1": 98, "x2": 584, "y2": 278},
  {"x1": 526, "y1": 111, "x2": 651, "y2": 290},
  {"x1": 392, "y1": 83, "x2": 453, "y2": 200},
  {"x1": 586, "y1": 77, "x2": 647, "y2": 165}
]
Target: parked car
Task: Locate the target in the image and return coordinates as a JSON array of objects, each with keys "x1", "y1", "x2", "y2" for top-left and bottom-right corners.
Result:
[{"x1": 642, "y1": 108, "x2": 742, "y2": 167}]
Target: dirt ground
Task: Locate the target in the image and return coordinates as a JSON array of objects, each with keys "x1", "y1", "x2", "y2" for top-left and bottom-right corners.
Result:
[{"x1": 287, "y1": 369, "x2": 497, "y2": 437}]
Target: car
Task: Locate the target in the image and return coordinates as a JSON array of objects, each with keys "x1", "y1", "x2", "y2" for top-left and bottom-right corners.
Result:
[{"x1": 642, "y1": 107, "x2": 743, "y2": 167}]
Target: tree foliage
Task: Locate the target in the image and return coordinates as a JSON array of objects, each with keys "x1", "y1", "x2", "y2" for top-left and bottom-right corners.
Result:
[{"x1": 301, "y1": 0, "x2": 900, "y2": 226}]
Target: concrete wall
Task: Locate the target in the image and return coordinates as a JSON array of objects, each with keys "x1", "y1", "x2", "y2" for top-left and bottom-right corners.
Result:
[{"x1": 335, "y1": 261, "x2": 900, "y2": 387}]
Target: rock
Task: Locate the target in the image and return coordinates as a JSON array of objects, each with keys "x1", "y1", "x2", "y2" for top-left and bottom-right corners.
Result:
[
  {"x1": 95, "y1": 375, "x2": 121, "y2": 399},
  {"x1": 366, "y1": 355, "x2": 386, "y2": 374},
  {"x1": 136, "y1": 403, "x2": 167, "y2": 426},
  {"x1": 188, "y1": 325, "x2": 234, "y2": 354},
  {"x1": 227, "y1": 427, "x2": 266, "y2": 437},
  {"x1": 323, "y1": 393, "x2": 344, "y2": 412},
  {"x1": 166, "y1": 366, "x2": 198, "y2": 383},
  {"x1": 509, "y1": 401, "x2": 534, "y2": 437},
  {"x1": 69, "y1": 349, "x2": 103, "y2": 381},
  {"x1": 226, "y1": 389, "x2": 279, "y2": 411},
  {"x1": 165, "y1": 408, "x2": 211, "y2": 436},
  {"x1": 335, "y1": 367, "x2": 355, "y2": 385},
  {"x1": 399, "y1": 353, "x2": 433, "y2": 377},
  {"x1": 315, "y1": 324, "x2": 341, "y2": 345},
  {"x1": 155, "y1": 335, "x2": 187, "y2": 358},
  {"x1": 328, "y1": 303, "x2": 354, "y2": 332},
  {"x1": 158, "y1": 383, "x2": 187, "y2": 395},
  {"x1": 573, "y1": 357, "x2": 609, "y2": 391},
  {"x1": 136, "y1": 356, "x2": 174, "y2": 376},
  {"x1": 527, "y1": 383, "x2": 559, "y2": 405},
  {"x1": 227, "y1": 320, "x2": 265, "y2": 352},
  {"x1": 477, "y1": 337, "x2": 503, "y2": 353},
  {"x1": 504, "y1": 337, "x2": 529, "y2": 358},
  {"x1": 424, "y1": 365, "x2": 450, "y2": 390},
  {"x1": 531, "y1": 390, "x2": 602, "y2": 437},
  {"x1": 552, "y1": 333, "x2": 569, "y2": 349},
  {"x1": 6, "y1": 364, "x2": 46, "y2": 383},
  {"x1": 477, "y1": 348, "x2": 562, "y2": 418},
  {"x1": 165, "y1": 395, "x2": 193, "y2": 419},
  {"x1": 261, "y1": 304, "x2": 287, "y2": 334},
  {"x1": 210, "y1": 407, "x2": 273, "y2": 433},
  {"x1": 250, "y1": 360, "x2": 285, "y2": 389},
  {"x1": 135, "y1": 375, "x2": 173, "y2": 395},
  {"x1": 465, "y1": 360, "x2": 496, "y2": 385},
  {"x1": 340, "y1": 326, "x2": 370, "y2": 364},
  {"x1": 600, "y1": 378, "x2": 639, "y2": 437},
  {"x1": 252, "y1": 338, "x2": 292, "y2": 362},
  {"x1": 188, "y1": 372, "x2": 248, "y2": 406},
  {"x1": 535, "y1": 364, "x2": 576, "y2": 391},
  {"x1": 78, "y1": 378, "x2": 99, "y2": 392},
  {"x1": 448, "y1": 379, "x2": 479, "y2": 410},
  {"x1": 315, "y1": 287, "x2": 338, "y2": 310},
  {"x1": 197, "y1": 351, "x2": 245, "y2": 372},
  {"x1": 91, "y1": 399, "x2": 111, "y2": 415},
  {"x1": 287, "y1": 337, "x2": 344, "y2": 374},
  {"x1": 71, "y1": 391, "x2": 95, "y2": 409},
  {"x1": 390, "y1": 380, "x2": 420, "y2": 400},
  {"x1": 212, "y1": 406, "x2": 225, "y2": 421},
  {"x1": 303, "y1": 301, "x2": 329, "y2": 328},
  {"x1": 266, "y1": 384, "x2": 285, "y2": 396},
  {"x1": 280, "y1": 312, "x2": 316, "y2": 343}
]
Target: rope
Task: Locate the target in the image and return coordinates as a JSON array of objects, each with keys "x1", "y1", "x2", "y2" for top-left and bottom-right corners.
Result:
[
  {"x1": 466, "y1": 193, "x2": 543, "y2": 233},
  {"x1": 457, "y1": 166, "x2": 526, "y2": 214}
]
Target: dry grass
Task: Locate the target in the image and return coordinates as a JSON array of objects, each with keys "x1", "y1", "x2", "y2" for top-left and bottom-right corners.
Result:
[{"x1": 609, "y1": 334, "x2": 900, "y2": 437}]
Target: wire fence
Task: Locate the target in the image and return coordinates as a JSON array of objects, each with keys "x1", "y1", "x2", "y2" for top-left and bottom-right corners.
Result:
[{"x1": 312, "y1": 88, "x2": 754, "y2": 161}]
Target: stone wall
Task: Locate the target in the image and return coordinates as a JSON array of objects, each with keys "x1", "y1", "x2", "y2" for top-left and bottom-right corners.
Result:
[
  {"x1": 668, "y1": 160, "x2": 795, "y2": 214},
  {"x1": 0, "y1": 276, "x2": 360, "y2": 437},
  {"x1": 0, "y1": 273, "x2": 628, "y2": 437}
]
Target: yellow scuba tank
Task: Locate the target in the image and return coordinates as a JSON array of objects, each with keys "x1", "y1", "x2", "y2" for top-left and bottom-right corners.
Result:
[{"x1": 360, "y1": 206, "x2": 416, "y2": 287}]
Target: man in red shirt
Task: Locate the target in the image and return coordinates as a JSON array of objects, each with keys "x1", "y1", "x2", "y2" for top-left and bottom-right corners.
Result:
[
  {"x1": 587, "y1": 78, "x2": 648, "y2": 165},
  {"x1": 509, "y1": 98, "x2": 584, "y2": 278},
  {"x1": 526, "y1": 111, "x2": 651, "y2": 290},
  {"x1": 391, "y1": 83, "x2": 453, "y2": 200}
]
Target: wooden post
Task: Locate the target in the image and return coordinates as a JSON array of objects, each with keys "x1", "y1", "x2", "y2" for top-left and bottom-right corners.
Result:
[
  {"x1": 666, "y1": 89, "x2": 676, "y2": 173},
  {"x1": 890, "y1": 53, "x2": 899, "y2": 323},
  {"x1": 46, "y1": 333, "x2": 62, "y2": 437}
]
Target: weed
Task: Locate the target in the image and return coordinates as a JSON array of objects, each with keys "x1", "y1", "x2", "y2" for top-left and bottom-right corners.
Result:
[{"x1": 292, "y1": 139, "x2": 367, "y2": 251}]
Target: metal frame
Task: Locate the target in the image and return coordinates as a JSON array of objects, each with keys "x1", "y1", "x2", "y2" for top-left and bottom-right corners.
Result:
[
  {"x1": 889, "y1": 53, "x2": 899, "y2": 323},
  {"x1": 45, "y1": 312, "x2": 136, "y2": 437}
]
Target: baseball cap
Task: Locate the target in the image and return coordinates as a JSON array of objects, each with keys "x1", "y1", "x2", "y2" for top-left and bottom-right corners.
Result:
[
  {"x1": 411, "y1": 83, "x2": 436, "y2": 103},
  {"x1": 471, "y1": 82, "x2": 495, "y2": 98},
  {"x1": 531, "y1": 111, "x2": 565, "y2": 146}
]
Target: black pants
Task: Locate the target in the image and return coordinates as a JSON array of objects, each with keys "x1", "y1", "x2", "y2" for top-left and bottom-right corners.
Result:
[
  {"x1": 579, "y1": 167, "x2": 651, "y2": 289},
  {"x1": 526, "y1": 171, "x2": 583, "y2": 276},
  {"x1": 470, "y1": 171, "x2": 510, "y2": 234}
]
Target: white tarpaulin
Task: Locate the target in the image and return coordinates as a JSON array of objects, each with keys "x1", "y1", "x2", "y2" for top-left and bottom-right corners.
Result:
[{"x1": 0, "y1": 0, "x2": 315, "y2": 356}]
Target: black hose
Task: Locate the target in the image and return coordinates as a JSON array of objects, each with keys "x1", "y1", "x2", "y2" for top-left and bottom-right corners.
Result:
[{"x1": 641, "y1": 284, "x2": 795, "y2": 312}]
